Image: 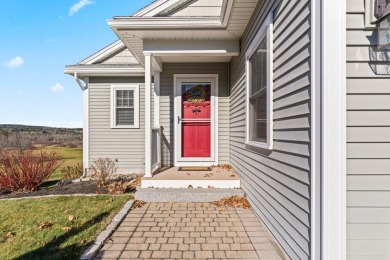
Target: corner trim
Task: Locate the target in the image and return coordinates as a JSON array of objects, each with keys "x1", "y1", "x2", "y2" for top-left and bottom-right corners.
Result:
[
  {"x1": 321, "y1": 0, "x2": 347, "y2": 259},
  {"x1": 82, "y1": 77, "x2": 89, "y2": 176}
]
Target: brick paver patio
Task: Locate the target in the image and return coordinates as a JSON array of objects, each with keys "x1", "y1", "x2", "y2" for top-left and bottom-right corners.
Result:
[{"x1": 95, "y1": 202, "x2": 287, "y2": 259}]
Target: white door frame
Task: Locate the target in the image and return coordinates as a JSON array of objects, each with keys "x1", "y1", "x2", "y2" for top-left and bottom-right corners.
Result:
[{"x1": 173, "y1": 74, "x2": 219, "y2": 167}]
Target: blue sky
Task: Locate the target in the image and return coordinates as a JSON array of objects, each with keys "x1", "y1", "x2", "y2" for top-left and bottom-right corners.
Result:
[{"x1": 0, "y1": 0, "x2": 153, "y2": 128}]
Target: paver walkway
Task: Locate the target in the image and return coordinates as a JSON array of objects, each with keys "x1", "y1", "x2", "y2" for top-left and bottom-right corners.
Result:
[{"x1": 95, "y1": 202, "x2": 287, "y2": 260}]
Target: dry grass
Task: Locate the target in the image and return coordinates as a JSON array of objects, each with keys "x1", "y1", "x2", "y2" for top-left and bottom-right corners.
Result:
[{"x1": 0, "y1": 195, "x2": 131, "y2": 259}]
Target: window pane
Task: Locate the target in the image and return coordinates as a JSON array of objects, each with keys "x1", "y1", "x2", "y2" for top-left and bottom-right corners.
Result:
[
  {"x1": 116, "y1": 108, "x2": 134, "y2": 126},
  {"x1": 116, "y1": 90, "x2": 134, "y2": 108},
  {"x1": 250, "y1": 91, "x2": 267, "y2": 143},
  {"x1": 250, "y1": 37, "x2": 267, "y2": 95}
]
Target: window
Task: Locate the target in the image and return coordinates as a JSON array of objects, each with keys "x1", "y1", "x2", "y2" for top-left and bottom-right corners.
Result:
[
  {"x1": 245, "y1": 13, "x2": 273, "y2": 149},
  {"x1": 111, "y1": 85, "x2": 139, "y2": 128}
]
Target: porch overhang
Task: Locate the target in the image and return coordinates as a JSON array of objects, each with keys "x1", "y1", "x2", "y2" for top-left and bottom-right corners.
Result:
[
  {"x1": 143, "y1": 39, "x2": 239, "y2": 56},
  {"x1": 107, "y1": 0, "x2": 256, "y2": 67},
  {"x1": 64, "y1": 65, "x2": 145, "y2": 77}
]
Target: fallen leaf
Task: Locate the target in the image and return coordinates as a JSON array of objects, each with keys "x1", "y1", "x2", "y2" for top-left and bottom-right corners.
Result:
[
  {"x1": 62, "y1": 227, "x2": 72, "y2": 232},
  {"x1": 80, "y1": 239, "x2": 87, "y2": 245},
  {"x1": 64, "y1": 209, "x2": 70, "y2": 213},
  {"x1": 219, "y1": 207, "x2": 225, "y2": 211},
  {"x1": 39, "y1": 221, "x2": 53, "y2": 229},
  {"x1": 186, "y1": 172, "x2": 190, "y2": 176},
  {"x1": 106, "y1": 198, "x2": 114, "y2": 203},
  {"x1": 230, "y1": 174, "x2": 236, "y2": 177},
  {"x1": 132, "y1": 200, "x2": 146, "y2": 209},
  {"x1": 188, "y1": 185, "x2": 193, "y2": 188},
  {"x1": 213, "y1": 195, "x2": 250, "y2": 209},
  {"x1": 68, "y1": 215, "x2": 75, "y2": 221},
  {"x1": 5, "y1": 232, "x2": 15, "y2": 238},
  {"x1": 203, "y1": 173, "x2": 210, "y2": 177}
]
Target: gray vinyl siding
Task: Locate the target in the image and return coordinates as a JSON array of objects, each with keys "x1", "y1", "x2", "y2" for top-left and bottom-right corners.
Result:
[
  {"x1": 88, "y1": 77, "x2": 147, "y2": 174},
  {"x1": 229, "y1": 0, "x2": 311, "y2": 259},
  {"x1": 161, "y1": 0, "x2": 222, "y2": 17},
  {"x1": 99, "y1": 48, "x2": 139, "y2": 65},
  {"x1": 160, "y1": 63, "x2": 229, "y2": 166},
  {"x1": 346, "y1": 1, "x2": 390, "y2": 259}
]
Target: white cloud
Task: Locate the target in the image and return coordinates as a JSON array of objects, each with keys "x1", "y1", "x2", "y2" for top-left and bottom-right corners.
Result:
[
  {"x1": 5, "y1": 56, "x2": 24, "y2": 68},
  {"x1": 51, "y1": 83, "x2": 64, "y2": 93},
  {"x1": 69, "y1": 0, "x2": 93, "y2": 16}
]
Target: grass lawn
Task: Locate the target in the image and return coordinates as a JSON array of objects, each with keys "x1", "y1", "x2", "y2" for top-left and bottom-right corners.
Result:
[
  {"x1": 38, "y1": 145, "x2": 83, "y2": 181},
  {"x1": 0, "y1": 195, "x2": 131, "y2": 260}
]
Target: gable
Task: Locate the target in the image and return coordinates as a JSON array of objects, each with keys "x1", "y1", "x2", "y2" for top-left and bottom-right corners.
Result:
[
  {"x1": 78, "y1": 40, "x2": 140, "y2": 66},
  {"x1": 99, "y1": 48, "x2": 139, "y2": 65},
  {"x1": 158, "y1": 0, "x2": 223, "y2": 17},
  {"x1": 133, "y1": 0, "x2": 224, "y2": 18}
]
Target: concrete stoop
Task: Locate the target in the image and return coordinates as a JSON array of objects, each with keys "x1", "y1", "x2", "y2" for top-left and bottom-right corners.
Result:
[{"x1": 135, "y1": 188, "x2": 245, "y2": 202}]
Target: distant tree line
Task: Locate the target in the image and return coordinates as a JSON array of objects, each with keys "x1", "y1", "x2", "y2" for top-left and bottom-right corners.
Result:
[{"x1": 0, "y1": 125, "x2": 82, "y2": 149}]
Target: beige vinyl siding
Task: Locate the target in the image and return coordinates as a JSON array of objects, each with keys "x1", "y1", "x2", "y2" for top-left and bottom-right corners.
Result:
[
  {"x1": 229, "y1": 0, "x2": 311, "y2": 259},
  {"x1": 159, "y1": 63, "x2": 229, "y2": 166},
  {"x1": 346, "y1": 0, "x2": 390, "y2": 259},
  {"x1": 88, "y1": 77, "x2": 148, "y2": 173},
  {"x1": 163, "y1": 0, "x2": 223, "y2": 17},
  {"x1": 100, "y1": 48, "x2": 139, "y2": 65}
]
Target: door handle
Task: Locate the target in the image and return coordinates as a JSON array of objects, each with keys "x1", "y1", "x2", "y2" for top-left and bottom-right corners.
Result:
[{"x1": 178, "y1": 116, "x2": 181, "y2": 124}]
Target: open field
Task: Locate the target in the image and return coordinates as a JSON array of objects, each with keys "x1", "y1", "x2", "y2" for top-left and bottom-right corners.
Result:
[
  {"x1": 37, "y1": 145, "x2": 83, "y2": 181},
  {"x1": 0, "y1": 195, "x2": 131, "y2": 260}
]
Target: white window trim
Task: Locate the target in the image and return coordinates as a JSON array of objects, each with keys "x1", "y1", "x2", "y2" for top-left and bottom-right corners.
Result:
[
  {"x1": 110, "y1": 84, "x2": 140, "y2": 129},
  {"x1": 245, "y1": 12, "x2": 274, "y2": 150}
]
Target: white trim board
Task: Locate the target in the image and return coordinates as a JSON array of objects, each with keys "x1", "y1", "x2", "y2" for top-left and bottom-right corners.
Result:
[
  {"x1": 173, "y1": 74, "x2": 219, "y2": 167},
  {"x1": 321, "y1": 0, "x2": 347, "y2": 259},
  {"x1": 311, "y1": 0, "x2": 322, "y2": 259},
  {"x1": 82, "y1": 77, "x2": 89, "y2": 176}
]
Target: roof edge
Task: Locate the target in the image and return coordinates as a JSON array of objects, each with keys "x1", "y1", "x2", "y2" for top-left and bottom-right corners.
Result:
[{"x1": 78, "y1": 40, "x2": 125, "y2": 65}]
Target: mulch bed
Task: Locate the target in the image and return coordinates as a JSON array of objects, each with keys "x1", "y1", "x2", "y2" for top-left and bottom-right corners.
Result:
[{"x1": 0, "y1": 181, "x2": 109, "y2": 200}]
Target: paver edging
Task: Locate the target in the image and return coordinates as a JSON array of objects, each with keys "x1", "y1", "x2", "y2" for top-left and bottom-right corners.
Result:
[{"x1": 80, "y1": 200, "x2": 135, "y2": 260}]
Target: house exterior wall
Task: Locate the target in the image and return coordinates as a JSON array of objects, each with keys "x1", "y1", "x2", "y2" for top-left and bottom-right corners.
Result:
[
  {"x1": 346, "y1": 0, "x2": 390, "y2": 258},
  {"x1": 162, "y1": 0, "x2": 223, "y2": 17},
  {"x1": 229, "y1": 0, "x2": 312, "y2": 259},
  {"x1": 160, "y1": 63, "x2": 229, "y2": 166},
  {"x1": 88, "y1": 77, "x2": 148, "y2": 174},
  {"x1": 100, "y1": 48, "x2": 139, "y2": 65}
]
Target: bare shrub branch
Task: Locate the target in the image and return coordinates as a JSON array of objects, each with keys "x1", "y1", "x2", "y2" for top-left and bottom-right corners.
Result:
[{"x1": 89, "y1": 158, "x2": 117, "y2": 186}]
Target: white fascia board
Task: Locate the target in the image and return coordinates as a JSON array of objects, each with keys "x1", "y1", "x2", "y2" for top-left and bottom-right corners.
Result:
[
  {"x1": 143, "y1": 39, "x2": 239, "y2": 56},
  {"x1": 108, "y1": 17, "x2": 222, "y2": 30},
  {"x1": 220, "y1": 0, "x2": 233, "y2": 27},
  {"x1": 64, "y1": 66, "x2": 145, "y2": 77},
  {"x1": 78, "y1": 40, "x2": 124, "y2": 65}
]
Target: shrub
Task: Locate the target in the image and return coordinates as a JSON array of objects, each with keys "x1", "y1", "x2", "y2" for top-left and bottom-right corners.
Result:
[
  {"x1": 90, "y1": 158, "x2": 117, "y2": 186},
  {"x1": 61, "y1": 163, "x2": 83, "y2": 180},
  {"x1": 0, "y1": 149, "x2": 61, "y2": 192}
]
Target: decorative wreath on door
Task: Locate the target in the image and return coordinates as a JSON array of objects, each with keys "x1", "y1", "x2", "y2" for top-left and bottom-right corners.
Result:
[{"x1": 186, "y1": 85, "x2": 207, "y2": 104}]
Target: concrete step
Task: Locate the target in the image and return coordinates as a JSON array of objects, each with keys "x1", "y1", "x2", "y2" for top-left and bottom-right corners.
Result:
[{"x1": 135, "y1": 188, "x2": 245, "y2": 202}]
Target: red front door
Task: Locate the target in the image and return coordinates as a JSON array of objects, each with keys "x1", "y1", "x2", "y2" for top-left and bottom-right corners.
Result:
[{"x1": 181, "y1": 83, "x2": 211, "y2": 158}]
